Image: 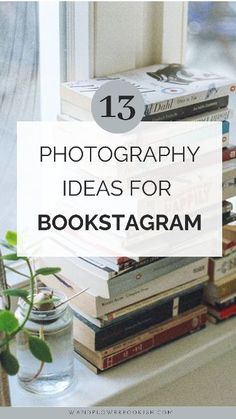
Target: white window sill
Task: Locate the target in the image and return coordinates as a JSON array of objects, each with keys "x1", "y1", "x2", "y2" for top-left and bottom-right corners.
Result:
[{"x1": 9, "y1": 317, "x2": 236, "y2": 406}]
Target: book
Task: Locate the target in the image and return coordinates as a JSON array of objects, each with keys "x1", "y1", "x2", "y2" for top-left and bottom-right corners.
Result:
[
  {"x1": 207, "y1": 303, "x2": 236, "y2": 322},
  {"x1": 209, "y1": 251, "x2": 236, "y2": 282},
  {"x1": 73, "y1": 285, "x2": 205, "y2": 350},
  {"x1": 62, "y1": 96, "x2": 229, "y2": 122},
  {"x1": 223, "y1": 180, "x2": 236, "y2": 200},
  {"x1": 222, "y1": 133, "x2": 230, "y2": 148},
  {"x1": 223, "y1": 146, "x2": 236, "y2": 162},
  {"x1": 61, "y1": 102, "x2": 232, "y2": 123},
  {"x1": 204, "y1": 272, "x2": 236, "y2": 300},
  {"x1": 43, "y1": 256, "x2": 204, "y2": 299},
  {"x1": 223, "y1": 225, "x2": 236, "y2": 242},
  {"x1": 41, "y1": 257, "x2": 208, "y2": 317},
  {"x1": 61, "y1": 63, "x2": 236, "y2": 117},
  {"x1": 223, "y1": 200, "x2": 233, "y2": 215},
  {"x1": 223, "y1": 212, "x2": 236, "y2": 225},
  {"x1": 74, "y1": 305, "x2": 207, "y2": 371},
  {"x1": 61, "y1": 101, "x2": 93, "y2": 121},
  {"x1": 209, "y1": 293, "x2": 236, "y2": 309},
  {"x1": 74, "y1": 351, "x2": 101, "y2": 374},
  {"x1": 223, "y1": 161, "x2": 236, "y2": 182},
  {"x1": 222, "y1": 237, "x2": 236, "y2": 257},
  {"x1": 142, "y1": 96, "x2": 229, "y2": 121},
  {"x1": 223, "y1": 120, "x2": 230, "y2": 134},
  {"x1": 81, "y1": 256, "x2": 159, "y2": 276},
  {"x1": 184, "y1": 107, "x2": 232, "y2": 122},
  {"x1": 204, "y1": 290, "x2": 236, "y2": 307},
  {"x1": 71, "y1": 275, "x2": 208, "y2": 327},
  {"x1": 223, "y1": 200, "x2": 233, "y2": 223},
  {"x1": 59, "y1": 103, "x2": 231, "y2": 149}
]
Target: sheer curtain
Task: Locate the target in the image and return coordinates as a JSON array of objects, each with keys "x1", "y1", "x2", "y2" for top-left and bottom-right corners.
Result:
[{"x1": 0, "y1": 2, "x2": 40, "y2": 236}]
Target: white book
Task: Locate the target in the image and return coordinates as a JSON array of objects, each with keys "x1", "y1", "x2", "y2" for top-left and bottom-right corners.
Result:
[
  {"x1": 40, "y1": 257, "x2": 208, "y2": 316},
  {"x1": 61, "y1": 63, "x2": 236, "y2": 116},
  {"x1": 209, "y1": 251, "x2": 236, "y2": 282},
  {"x1": 40, "y1": 256, "x2": 204, "y2": 299},
  {"x1": 61, "y1": 101, "x2": 93, "y2": 121}
]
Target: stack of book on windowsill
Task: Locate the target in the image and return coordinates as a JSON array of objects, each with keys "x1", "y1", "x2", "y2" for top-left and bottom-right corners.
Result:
[
  {"x1": 48, "y1": 64, "x2": 236, "y2": 371},
  {"x1": 204, "y1": 226, "x2": 236, "y2": 323},
  {"x1": 59, "y1": 63, "x2": 236, "y2": 227},
  {"x1": 58, "y1": 63, "x2": 235, "y2": 135},
  {"x1": 59, "y1": 62, "x2": 236, "y2": 231},
  {"x1": 42, "y1": 256, "x2": 208, "y2": 372}
]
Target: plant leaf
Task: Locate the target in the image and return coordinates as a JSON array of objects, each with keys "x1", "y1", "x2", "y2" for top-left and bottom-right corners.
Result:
[
  {"x1": 28, "y1": 335, "x2": 52, "y2": 363},
  {"x1": 3, "y1": 288, "x2": 29, "y2": 299},
  {"x1": 0, "y1": 253, "x2": 19, "y2": 261},
  {"x1": 0, "y1": 350, "x2": 19, "y2": 375},
  {"x1": 35, "y1": 267, "x2": 61, "y2": 276},
  {"x1": 0, "y1": 310, "x2": 19, "y2": 333},
  {"x1": 5, "y1": 231, "x2": 17, "y2": 246}
]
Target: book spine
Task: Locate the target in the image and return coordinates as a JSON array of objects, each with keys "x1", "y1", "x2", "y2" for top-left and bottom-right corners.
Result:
[
  {"x1": 82, "y1": 257, "x2": 158, "y2": 277},
  {"x1": 205, "y1": 277, "x2": 236, "y2": 299},
  {"x1": 109, "y1": 257, "x2": 197, "y2": 297},
  {"x1": 97, "y1": 258, "x2": 208, "y2": 316},
  {"x1": 222, "y1": 238, "x2": 236, "y2": 256},
  {"x1": 101, "y1": 310, "x2": 207, "y2": 370},
  {"x1": 143, "y1": 96, "x2": 229, "y2": 120},
  {"x1": 93, "y1": 288, "x2": 204, "y2": 349},
  {"x1": 223, "y1": 243, "x2": 236, "y2": 257},
  {"x1": 223, "y1": 120, "x2": 230, "y2": 134},
  {"x1": 184, "y1": 108, "x2": 231, "y2": 122},
  {"x1": 101, "y1": 276, "x2": 208, "y2": 322},
  {"x1": 222, "y1": 133, "x2": 229, "y2": 148},
  {"x1": 76, "y1": 257, "x2": 201, "y2": 298},
  {"x1": 100, "y1": 306, "x2": 207, "y2": 356},
  {"x1": 207, "y1": 303, "x2": 236, "y2": 320},
  {"x1": 209, "y1": 252, "x2": 236, "y2": 281},
  {"x1": 145, "y1": 83, "x2": 234, "y2": 116},
  {"x1": 223, "y1": 169, "x2": 236, "y2": 183},
  {"x1": 223, "y1": 183, "x2": 236, "y2": 200},
  {"x1": 218, "y1": 280, "x2": 236, "y2": 298},
  {"x1": 223, "y1": 147, "x2": 236, "y2": 162}
]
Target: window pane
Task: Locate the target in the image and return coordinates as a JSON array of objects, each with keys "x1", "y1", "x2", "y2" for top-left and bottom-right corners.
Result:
[
  {"x1": 186, "y1": 1, "x2": 236, "y2": 143},
  {"x1": 0, "y1": 2, "x2": 40, "y2": 236},
  {"x1": 187, "y1": 1, "x2": 236, "y2": 78}
]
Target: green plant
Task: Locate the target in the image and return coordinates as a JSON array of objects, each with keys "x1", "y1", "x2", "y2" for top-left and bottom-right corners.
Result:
[{"x1": 0, "y1": 231, "x2": 61, "y2": 376}]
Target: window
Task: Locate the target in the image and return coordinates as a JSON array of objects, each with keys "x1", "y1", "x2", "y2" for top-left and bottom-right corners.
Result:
[
  {"x1": 187, "y1": 1, "x2": 236, "y2": 77},
  {"x1": 0, "y1": 2, "x2": 40, "y2": 236},
  {"x1": 0, "y1": 1, "x2": 188, "y2": 237},
  {"x1": 186, "y1": 1, "x2": 236, "y2": 143}
]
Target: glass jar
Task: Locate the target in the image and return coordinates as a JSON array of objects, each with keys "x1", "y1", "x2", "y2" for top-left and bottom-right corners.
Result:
[{"x1": 15, "y1": 288, "x2": 74, "y2": 394}]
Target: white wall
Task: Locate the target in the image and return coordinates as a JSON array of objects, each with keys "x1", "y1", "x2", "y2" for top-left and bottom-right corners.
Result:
[{"x1": 93, "y1": 2, "x2": 187, "y2": 77}]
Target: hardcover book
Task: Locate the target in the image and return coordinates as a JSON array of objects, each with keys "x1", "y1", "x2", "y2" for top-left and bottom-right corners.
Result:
[
  {"x1": 74, "y1": 306, "x2": 207, "y2": 370},
  {"x1": 73, "y1": 286, "x2": 205, "y2": 350}
]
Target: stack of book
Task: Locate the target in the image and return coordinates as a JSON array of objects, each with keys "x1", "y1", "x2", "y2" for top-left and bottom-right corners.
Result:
[
  {"x1": 42, "y1": 256, "x2": 208, "y2": 372},
  {"x1": 223, "y1": 144, "x2": 236, "y2": 222},
  {"x1": 47, "y1": 63, "x2": 236, "y2": 371},
  {"x1": 59, "y1": 63, "x2": 235, "y2": 126},
  {"x1": 204, "y1": 225, "x2": 236, "y2": 323},
  {"x1": 205, "y1": 105, "x2": 236, "y2": 323}
]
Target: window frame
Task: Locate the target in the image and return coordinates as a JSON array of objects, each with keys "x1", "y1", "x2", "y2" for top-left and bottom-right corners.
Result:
[
  {"x1": 63, "y1": 1, "x2": 188, "y2": 80},
  {"x1": 38, "y1": 1, "x2": 188, "y2": 120},
  {"x1": 38, "y1": 1, "x2": 61, "y2": 120}
]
